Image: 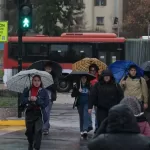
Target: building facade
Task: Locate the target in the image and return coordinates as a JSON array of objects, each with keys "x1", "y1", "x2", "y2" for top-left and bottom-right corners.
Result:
[{"x1": 83, "y1": 0, "x2": 123, "y2": 33}]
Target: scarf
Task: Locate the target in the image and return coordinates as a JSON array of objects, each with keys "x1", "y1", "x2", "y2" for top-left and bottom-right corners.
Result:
[{"x1": 31, "y1": 86, "x2": 40, "y2": 96}]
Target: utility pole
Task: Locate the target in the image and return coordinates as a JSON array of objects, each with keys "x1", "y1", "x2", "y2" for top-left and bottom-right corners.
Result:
[
  {"x1": 117, "y1": 19, "x2": 120, "y2": 37},
  {"x1": 114, "y1": 17, "x2": 119, "y2": 37},
  {"x1": 148, "y1": 23, "x2": 150, "y2": 39},
  {"x1": 17, "y1": 0, "x2": 32, "y2": 118},
  {"x1": 17, "y1": 0, "x2": 23, "y2": 118}
]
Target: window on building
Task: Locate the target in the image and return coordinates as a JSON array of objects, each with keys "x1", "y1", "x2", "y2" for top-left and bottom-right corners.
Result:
[
  {"x1": 96, "y1": 17, "x2": 104, "y2": 25},
  {"x1": 95, "y1": 0, "x2": 106, "y2": 6}
]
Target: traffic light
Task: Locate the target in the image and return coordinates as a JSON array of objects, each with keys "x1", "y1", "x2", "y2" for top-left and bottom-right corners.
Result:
[
  {"x1": 114, "y1": 17, "x2": 118, "y2": 24},
  {"x1": 19, "y1": 4, "x2": 32, "y2": 30}
]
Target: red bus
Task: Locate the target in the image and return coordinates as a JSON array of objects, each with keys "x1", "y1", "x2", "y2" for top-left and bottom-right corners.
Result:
[{"x1": 3, "y1": 33, "x2": 125, "y2": 92}]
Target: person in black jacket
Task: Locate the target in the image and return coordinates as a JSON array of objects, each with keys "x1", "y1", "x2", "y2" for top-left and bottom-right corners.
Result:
[
  {"x1": 88, "y1": 104, "x2": 150, "y2": 150},
  {"x1": 43, "y1": 62, "x2": 57, "y2": 135},
  {"x1": 88, "y1": 69, "x2": 123, "y2": 128}
]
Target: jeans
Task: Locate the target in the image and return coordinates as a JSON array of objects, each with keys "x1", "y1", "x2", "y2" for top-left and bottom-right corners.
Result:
[
  {"x1": 43, "y1": 100, "x2": 53, "y2": 131},
  {"x1": 89, "y1": 107, "x2": 98, "y2": 129},
  {"x1": 77, "y1": 104, "x2": 89, "y2": 132}
]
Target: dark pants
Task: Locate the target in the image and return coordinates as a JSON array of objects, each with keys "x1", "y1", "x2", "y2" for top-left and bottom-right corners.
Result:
[
  {"x1": 25, "y1": 109, "x2": 43, "y2": 149},
  {"x1": 97, "y1": 108, "x2": 108, "y2": 128}
]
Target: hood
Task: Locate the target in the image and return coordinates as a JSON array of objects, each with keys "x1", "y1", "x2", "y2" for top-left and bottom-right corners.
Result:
[
  {"x1": 106, "y1": 104, "x2": 140, "y2": 133},
  {"x1": 99, "y1": 69, "x2": 115, "y2": 84},
  {"x1": 120, "y1": 96, "x2": 142, "y2": 116}
]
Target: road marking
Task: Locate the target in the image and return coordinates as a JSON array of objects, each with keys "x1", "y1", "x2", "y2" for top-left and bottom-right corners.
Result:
[{"x1": 0, "y1": 126, "x2": 25, "y2": 136}]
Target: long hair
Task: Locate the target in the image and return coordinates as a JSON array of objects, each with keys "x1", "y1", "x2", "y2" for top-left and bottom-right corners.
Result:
[{"x1": 32, "y1": 75, "x2": 43, "y2": 88}]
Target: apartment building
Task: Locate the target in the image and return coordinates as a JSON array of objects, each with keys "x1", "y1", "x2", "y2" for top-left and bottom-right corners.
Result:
[{"x1": 83, "y1": 0, "x2": 123, "y2": 32}]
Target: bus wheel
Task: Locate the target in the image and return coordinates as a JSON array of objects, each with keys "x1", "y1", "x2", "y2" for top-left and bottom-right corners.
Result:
[{"x1": 57, "y1": 79, "x2": 72, "y2": 93}]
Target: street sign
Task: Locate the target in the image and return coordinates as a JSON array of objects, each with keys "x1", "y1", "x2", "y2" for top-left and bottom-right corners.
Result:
[{"x1": 0, "y1": 21, "x2": 8, "y2": 42}]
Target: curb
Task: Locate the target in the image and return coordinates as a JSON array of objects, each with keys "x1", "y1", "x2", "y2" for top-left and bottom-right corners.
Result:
[{"x1": 0, "y1": 120, "x2": 25, "y2": 126}]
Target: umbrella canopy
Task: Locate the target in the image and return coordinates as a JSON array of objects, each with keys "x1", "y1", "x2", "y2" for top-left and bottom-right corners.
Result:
[
  {"x1": 141, "y1": 61, "x2": 150, "y2": 72},
  {"x1": 65, "y1": 71, "x2": 96, "y2": 81},
  {"x1": 6, "y1": 69, "x2": 54, "y2": 93},
  {"x1": 27, "y1": 60, "x2": 62, "y2": 77},
  {"x1": 72, "y1": 58, "x2": 107, "y2": 74},
  {"x1": 109, "y1": 60, "x2": 143, "y2": 83}
]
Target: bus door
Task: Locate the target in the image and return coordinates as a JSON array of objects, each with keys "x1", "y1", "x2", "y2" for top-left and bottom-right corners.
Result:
[{"x1": 97, "y1": 43, "x2": 125, "y2": 65}]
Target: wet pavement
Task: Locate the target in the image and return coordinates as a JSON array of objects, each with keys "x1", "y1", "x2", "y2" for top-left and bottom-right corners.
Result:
[{"x1": 0, "y1": 103, "x2": 95, "y2": 150}]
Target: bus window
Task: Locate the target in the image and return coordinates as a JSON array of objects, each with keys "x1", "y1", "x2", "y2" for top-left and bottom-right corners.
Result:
[
  {"x1": 49, "y1": 44, "x2": 68, "y2": 62},
  {"x1": 99, "y1": 52, "x2": 106, "y2": 63},
  {"x1": 9, "y1": 43, "x2": 25, "y2": 57},
  {"x1": 26, "y1": 43, "x2": 48, "y2": 56},
  {"x1": 69, "y1": 44, "x2": 93, "y2": 62}
]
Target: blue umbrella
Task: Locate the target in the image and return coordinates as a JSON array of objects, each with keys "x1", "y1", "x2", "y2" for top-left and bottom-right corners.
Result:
[{"x1": 108, "y1": 60, "x2": 144, "y2": 83}]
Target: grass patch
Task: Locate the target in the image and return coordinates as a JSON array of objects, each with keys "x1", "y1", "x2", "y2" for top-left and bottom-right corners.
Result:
[{"x1": 0, "y1": 97, "x2": 17, "y2": 107}]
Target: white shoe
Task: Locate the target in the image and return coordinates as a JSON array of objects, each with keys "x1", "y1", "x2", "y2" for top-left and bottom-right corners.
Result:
[
  {"x1": 80, "y1": 132, "x2": 83, "y2": 136},
  {"x1": 83, "y1": 131, "x2": 88, "y2": 137}
]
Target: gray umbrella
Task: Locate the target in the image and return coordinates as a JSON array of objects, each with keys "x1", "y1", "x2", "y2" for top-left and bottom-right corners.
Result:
[
  {"x1": 6, "y1": 69, "x2": 54, "y2": 93},
  {"x1": 141, "y1": 61, "x2": 150, "y2": 72}
]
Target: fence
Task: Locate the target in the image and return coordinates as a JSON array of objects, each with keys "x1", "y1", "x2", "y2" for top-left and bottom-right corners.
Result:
[{"x1": 125, "y1": 39, "x2": 150, "y2": 65}]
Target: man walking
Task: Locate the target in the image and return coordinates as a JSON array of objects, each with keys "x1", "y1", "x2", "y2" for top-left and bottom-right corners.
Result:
[
  {"x1": 89, "y1": 64, "x2": 99, "y2": 133},
  {"x1": 43, "y1": 62, "x2": 57, "y2": 135},
  {"x1": 120, "y1": 65, "x2": 148, "y2": 110}
]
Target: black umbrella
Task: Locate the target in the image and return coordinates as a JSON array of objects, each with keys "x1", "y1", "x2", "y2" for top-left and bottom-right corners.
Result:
[
  {"x1": 27, "y1": 60, "x2": 62, "y2": 77},
  {"x1": 65, "y1": 71, "x2": 96, "y2": 81},
  {"x1": 141, "y1": 61, "x2": 150, "y2": 72}
]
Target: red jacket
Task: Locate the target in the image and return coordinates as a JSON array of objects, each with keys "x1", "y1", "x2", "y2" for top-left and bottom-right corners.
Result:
[{"x1": 90, "y1": 73, "x2": 98, "y2": 86}]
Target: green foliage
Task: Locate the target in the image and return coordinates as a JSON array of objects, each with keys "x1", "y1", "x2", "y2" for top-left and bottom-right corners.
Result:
[
  {"x1": 31, "y1": 0, "x2": 85, "y2": 36},
  {"x1": 0, "y1": 70, "x2": 4, "y2": 78}
]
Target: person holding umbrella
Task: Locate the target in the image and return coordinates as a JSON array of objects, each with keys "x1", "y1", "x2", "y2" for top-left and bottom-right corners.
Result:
[
  {"x1": 120, "y1": 65, "x2": 148, "y2": 110},
  {"x1": 6, "y1": 69, "x2": 53, "y2": 150},
  {"x1": 67, "y1": 71, "x2": 95, "y2": 138},
  {"x1": 88, "y1": 64, "x2": 99, "y2": 133},
  {"x1": 27, "y1": 60, "x2": 62, "y2": 135},
  {"x1": 43, "y1": 62, "x2": 58, "y2": 135}
]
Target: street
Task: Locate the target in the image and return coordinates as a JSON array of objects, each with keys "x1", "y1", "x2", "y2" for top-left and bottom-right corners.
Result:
[{"x1": 0, "y1": 96, "x2": 93, "y2": 150}]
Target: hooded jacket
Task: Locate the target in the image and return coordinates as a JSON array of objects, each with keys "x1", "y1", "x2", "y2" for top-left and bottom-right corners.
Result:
[
  {"x1": 88, "y1": 70, "x2": 124, "y2": 109},
  {"x1": 88, "y1": 104, "x2": 150, "y2": 150},
  {"x1": 120, "y1": 96, "x2": 150, "y2": 137}
]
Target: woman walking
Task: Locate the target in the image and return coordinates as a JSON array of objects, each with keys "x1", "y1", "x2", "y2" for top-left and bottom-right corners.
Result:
[
  {"x1": 71, "y1": 76, "x2": 90, "y2": 138},
  {"x1": 21, "y1": 75, "x2": 49, "y2": 150},
  {"x1": 88, "y1": 69, "x2": 124, "y2": 128}
]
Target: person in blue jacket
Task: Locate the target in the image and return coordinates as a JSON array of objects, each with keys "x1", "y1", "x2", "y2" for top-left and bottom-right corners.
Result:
[
  {"x1": 71, "y1": 76, "x2": 90, "y2": 138},
  {"x1": 21, "y1": 75, "x2": 49, "y2": 150}
]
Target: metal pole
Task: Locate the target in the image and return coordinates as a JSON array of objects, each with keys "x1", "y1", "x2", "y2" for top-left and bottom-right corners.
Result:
[
  {"x1": 117, "y1": 20, "x2": 119, "y2": 37},
  {"x1": 17, "y1": 0, "x2": 23, "y2": 118},
  {"x1": 148, "y1": 23, "x2": 150, "y2": 39}
]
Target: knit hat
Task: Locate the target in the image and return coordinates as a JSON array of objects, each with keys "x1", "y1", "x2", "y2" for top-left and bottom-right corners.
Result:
[{"x1": 120, "y1": 96, "x2": 141, "y2": 116}]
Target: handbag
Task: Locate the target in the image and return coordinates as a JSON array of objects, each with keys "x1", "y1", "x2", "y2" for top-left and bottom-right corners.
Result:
[{"x1": 73, "y1": 97, "x2": 79, "y2": 109}]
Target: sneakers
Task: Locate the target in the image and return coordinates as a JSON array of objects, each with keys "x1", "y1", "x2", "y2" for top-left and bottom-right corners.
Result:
[
  {"x1": 43, "y1": 130, "x2": 49, "y2": 135},
  {"x1": 82, "y1": 131, "x2": 88, "y2": 138}
]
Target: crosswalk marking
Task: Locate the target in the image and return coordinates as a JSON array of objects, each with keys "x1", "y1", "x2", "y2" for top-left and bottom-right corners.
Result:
[{"x1": 0, "y1": 126, "x2": 25, "y2": 136}]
